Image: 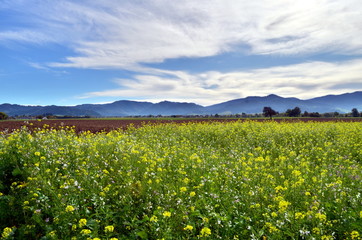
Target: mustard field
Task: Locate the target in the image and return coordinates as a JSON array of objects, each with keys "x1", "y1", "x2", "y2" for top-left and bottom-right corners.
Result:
[{"x1": 0, "y1": 121, "x2": 361, "y2": 239}]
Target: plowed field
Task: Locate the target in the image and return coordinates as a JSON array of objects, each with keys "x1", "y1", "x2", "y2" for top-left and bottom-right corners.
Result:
[{"x1": 0, "y1": 118, "x2": 361, "y2": 133}]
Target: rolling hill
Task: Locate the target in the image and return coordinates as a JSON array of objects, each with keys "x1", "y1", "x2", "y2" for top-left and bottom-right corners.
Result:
[{"x1": 1, "y1": 91, "x2": 361, "y2": 117}]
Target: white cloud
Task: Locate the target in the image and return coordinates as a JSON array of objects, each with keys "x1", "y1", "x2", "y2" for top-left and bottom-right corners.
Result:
[
  {"x1": 1, "y1": 0, "x2": 362, "y2": 68},
  {"x1": 0, "y1": 30, "x2": 53, "y2": 44},
  {"x1": 2, "y1": 0, "x2": 362, "y2": 106},
  {"x1": 80, "y1": 59, "x2": 362, "y2": 106}
]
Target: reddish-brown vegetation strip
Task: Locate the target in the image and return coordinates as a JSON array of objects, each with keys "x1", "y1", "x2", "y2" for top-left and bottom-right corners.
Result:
[{"x1": 1, "y1": 118, "x2": 361, "y2": 133}]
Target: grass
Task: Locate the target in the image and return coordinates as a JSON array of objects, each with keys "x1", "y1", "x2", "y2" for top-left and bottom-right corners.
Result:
[{"x1": 0, "y1": 121, "x2": 362, "y2": 239}]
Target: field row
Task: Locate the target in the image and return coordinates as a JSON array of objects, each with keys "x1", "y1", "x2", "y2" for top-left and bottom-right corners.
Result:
[{"x1": 1, "y1": 117, "x2": 362, "y2": 133}]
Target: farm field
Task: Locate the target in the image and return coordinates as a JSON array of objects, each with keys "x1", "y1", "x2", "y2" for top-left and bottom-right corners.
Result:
[
  {"x1": 1, "y1": 117, "x2": 362, "y2": 133},
  {"x1": 1, "y1": 121, "x2": 362, "y2": 239}
]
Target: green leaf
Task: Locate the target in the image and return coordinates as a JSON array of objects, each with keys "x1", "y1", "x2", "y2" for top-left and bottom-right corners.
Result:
[{"x1": 136, "y1": 230, "x2": 148, "y2": 239}]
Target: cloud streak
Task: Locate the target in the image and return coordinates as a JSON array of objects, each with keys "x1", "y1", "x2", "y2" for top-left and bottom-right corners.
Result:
[
  {"x1": 81, "y1": 59, "x2": 362, "y2": 106},
  {"x1": 1, "y1": 0, "x2": 361, "y2": 106},
  {"x1": 2, "y1": 0, "x2": 362, "y2": 69}
]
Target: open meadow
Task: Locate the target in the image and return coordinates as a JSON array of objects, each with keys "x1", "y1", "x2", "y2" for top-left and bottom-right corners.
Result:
[{"x1": 0, "y1": 120, "x2": 361, "y2": 239}]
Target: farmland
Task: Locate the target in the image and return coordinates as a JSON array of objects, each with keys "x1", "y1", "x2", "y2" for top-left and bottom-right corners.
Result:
[
  {"x1": 1, "y1": 117, "x2": 362, "y2": 133},
  {"x1": 1, "y1": 120, "x2": 362, "y2": 239}
]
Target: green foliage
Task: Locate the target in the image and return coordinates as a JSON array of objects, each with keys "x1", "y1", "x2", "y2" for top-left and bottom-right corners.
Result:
[
  {"x1": 351, "y1": 108, "x2": 360, "y2": 117},
  {"x1": 286, "y1": 107, "x2": 301, "y2": 117},
  {"x1": 262, "y1": 107, "x2": 277, "y2": 119},
  {"x1": 0, "y1": 122, "x2": 362, "y2": 239},
  {"x1": 0, "y1": 112, "x2": 8, "y2": 120}
]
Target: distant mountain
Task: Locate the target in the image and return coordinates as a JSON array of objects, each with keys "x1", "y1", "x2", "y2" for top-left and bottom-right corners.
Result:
[
  {"x1": 205, "y1": 91, "x2": 362, "y2": 114},
  {"x1": 0, "y1": 104, "x2": 100, "y2": 117},
  {"x1": 205, "y1": 94, "x2": 307, "y2": 114},
  {"x1": 77, "y1": 100, "x2": 153, "y2": 116},
  {"x1": 0, "y1": 91, "x2": 361, "y2": 117},
  {"x1": 305, "y1": 91, "x2": 362, "y2": 113}
]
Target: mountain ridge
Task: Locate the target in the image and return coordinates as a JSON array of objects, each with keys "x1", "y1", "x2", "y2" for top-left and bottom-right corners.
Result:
[{"x1": 1, "y1": 91, "x2": 361, "y2": 117}]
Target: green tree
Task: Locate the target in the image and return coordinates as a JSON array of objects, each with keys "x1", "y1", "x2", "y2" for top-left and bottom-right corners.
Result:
[
  {"x1": 263, "y1": 107, "x2": 277, "y2": 119},
  {"x1": 286, "y1": 107, "x2": 301, "y2": 117},
  {"x1": 0, "y1": 112, "x2": 8, "y2": 120},
  {"x1": 351, "y1": 108, "x2": 359, "y2": 117}
]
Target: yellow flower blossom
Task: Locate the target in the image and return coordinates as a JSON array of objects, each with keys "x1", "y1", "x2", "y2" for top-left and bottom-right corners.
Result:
[
  {"x1": 104, "y1": 225, "x2": 114, "y2": 233},
  {"x1": 184, "y1": 225, "x2": 193, "y2": 231},
  {"x1": 65, "y1": 205, "x2": 75, "y2": 212},
  {"x1": 295, "y1": 212, "x2": 305, "y2": 220},
  {"x1": 315, "y1": 212, "x2": 327, "y2": 222},
  {"x1": 292, "y1": 170, "x2": 301, "y2": 177},
  {"x1": 312, "y1": 227, "x2": 320, "y2": 235},
  {"x1": 79, "y1": 219, "x2": 87, "y2": 228},
  {"x1": 199, "y1": 227, "x2": 211, "y2": 237},
  {"x1": 278, "y1": 200, "x2": 291, "y2": 212},
  {"x1": 351, "y1": 231, "x2": 359, "y2": 240},
  {"x1": 321, "y1": 235, "x2": 333, "y2": 240},
  {"x1": 150, "y1": 215, "x2": 158, "y2": 222},
  {"x1": 163, "y1": 211, "x2": 171, "y2": 217},
  {"x1": 80, "y1": 229, "x2": 91, "y2": 235},
  {"x1": 2, "y1": 227, "x2": 13, "y2": 238}
]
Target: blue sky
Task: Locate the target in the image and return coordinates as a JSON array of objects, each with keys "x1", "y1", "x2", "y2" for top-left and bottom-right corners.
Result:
[{"x1": 1, "y1": 0, "x2": 361, "y2": 106}]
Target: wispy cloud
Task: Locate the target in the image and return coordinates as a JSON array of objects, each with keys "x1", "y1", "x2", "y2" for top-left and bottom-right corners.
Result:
[
  {"x1": 1, "y1": 0, "x2": 361, "y2": 106},
  {"x1": 2, "y1": 0, "x2": 362, "y2": 69},
  {"x1": 80, "y1": 59, "x2": 362, "y2": 105},
  {"x1": 0, "y1": 30, "x2": 53, "y2": 44}
]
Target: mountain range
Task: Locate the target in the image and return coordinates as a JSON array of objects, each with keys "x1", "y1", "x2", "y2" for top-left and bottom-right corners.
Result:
[{"x1": 1, "y1": 91, "x2": 361, "y2": 117}]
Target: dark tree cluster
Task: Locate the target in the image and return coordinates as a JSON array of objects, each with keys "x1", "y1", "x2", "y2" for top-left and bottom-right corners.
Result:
[
  {"x1": 351, "y1": 108, "x2": 360, "y2": 117},
  {"x1": 286, "y1": 107, "x2": 301, "y2": 117},
  {"x1": 0, "y1": 112, "x2": 8, "y2": 120},
  {"x1": 263, "y1": 107, "x2": 278, "y2": 119}
]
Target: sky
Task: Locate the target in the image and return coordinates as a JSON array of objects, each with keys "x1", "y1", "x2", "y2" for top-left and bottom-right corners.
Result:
[{"x1": 1, "y1": 0, "x2": 362, "y2": 106}]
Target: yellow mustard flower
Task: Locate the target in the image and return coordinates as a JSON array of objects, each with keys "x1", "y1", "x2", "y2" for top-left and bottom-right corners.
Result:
[
  {"x1": 199, "y1": 227, "x2": 211, "y2": 237},
  {"x1": 295, "y1": 212, "x2": 305, "y2": 220},
  {"x1": 80, "y1": 229, "x2": 91, "y2": 235},
  {"x1": 79, "y1": 218, "x2": 87, "y2": 228},
  {"x1": 65, "y1": 205, "x2": 75, "y2": 212},
  {"x1": 351, "y1": 231, "x2": 359, "y2": 240},
  {"x1": 150, "y1": 215, "x2": 158, "y2": 222},
  {"x1": 2, "y1": 227, "x2": 13, "y2": 238},
  {"x1": 72, "y1": 224, "x2": 77, "y2": 231},
  {"x1": 104, "y1": 225, "x2": 114, "y2": 233},
  {"x1": 278, "y1": 200, "x2": 290, "y2": 212},
  {"x1": 163, "y1": 211, "x2": 171, "y2": 217},
  {"x1": 184, "y1": 225, "x2": 193, "y2": 231},
  {"x1": 315, "y1": 212, "x2": 327, "y2": 222}
]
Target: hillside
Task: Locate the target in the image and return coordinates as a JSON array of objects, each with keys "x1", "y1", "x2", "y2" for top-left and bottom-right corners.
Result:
[{"x1": 1, "y1": 91, "x2": 361, "y2": 117}]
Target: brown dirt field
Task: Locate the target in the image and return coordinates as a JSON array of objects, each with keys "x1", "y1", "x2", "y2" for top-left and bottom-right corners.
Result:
[{"x1": 0, "y1": 118, "x2": 361, "y2": 133}]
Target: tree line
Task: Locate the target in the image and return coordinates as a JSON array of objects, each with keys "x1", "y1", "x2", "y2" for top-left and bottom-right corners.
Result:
[
  {"x1": 0, "y1": 108, "x2": 362, "y2": 120},
  {"x1": 263, "y1": 107, "x2": 362, "y2": 119}
]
